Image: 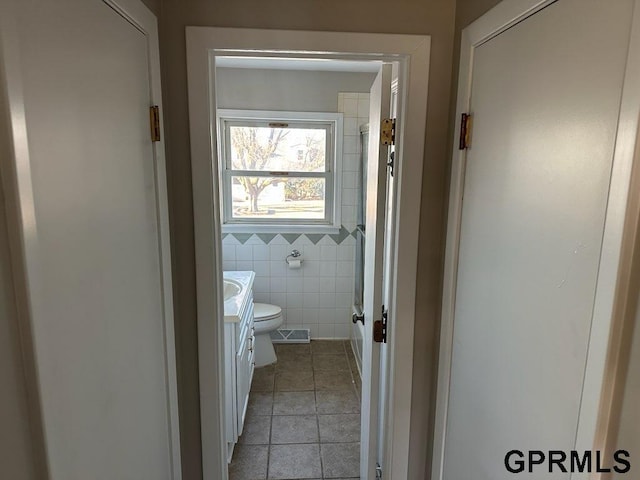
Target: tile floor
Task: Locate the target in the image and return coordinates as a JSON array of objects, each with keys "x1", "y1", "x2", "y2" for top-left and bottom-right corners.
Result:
[{"x1": 229, "y1": 340, "x2": 362, "y2": 480}]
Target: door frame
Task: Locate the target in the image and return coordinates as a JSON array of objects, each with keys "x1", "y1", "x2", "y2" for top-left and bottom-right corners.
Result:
[
  {"x1": 432, "y1": 1, "x2": 640, "y2": 479},
  {"x1": 0, "y1": 0, "x2": 182, "y2": 478},
  {"x1": 185, "y1": 28, "x2": 430, "y2": 480}
]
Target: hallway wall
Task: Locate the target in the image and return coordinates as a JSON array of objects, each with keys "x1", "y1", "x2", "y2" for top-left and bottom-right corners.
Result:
[{"x1": 157, "y1": 0, "x2": 456, "y2": 478}]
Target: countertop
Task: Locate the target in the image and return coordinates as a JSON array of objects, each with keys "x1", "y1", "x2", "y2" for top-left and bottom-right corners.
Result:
[{"x1": 223, "y1": 271, "x2": 255, "y2": 323}]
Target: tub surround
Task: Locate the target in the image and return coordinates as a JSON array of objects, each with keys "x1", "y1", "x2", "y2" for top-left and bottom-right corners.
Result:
[{"x1": 223, "y1": 271, "x2": 255, "y2": 322}]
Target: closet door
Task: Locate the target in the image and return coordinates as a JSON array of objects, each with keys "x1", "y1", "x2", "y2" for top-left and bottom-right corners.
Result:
[
  {"x1": 0, "y1": 1, "x2": 179, "y2": 478},
  {"x1": 441, "y1": 1, "x2": 634, "y2": 478}
]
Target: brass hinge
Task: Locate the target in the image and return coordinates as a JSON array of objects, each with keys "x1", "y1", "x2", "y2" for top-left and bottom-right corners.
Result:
[
  {"x1": 381, "y1": 118, "x2": 396, "y2": 146},
  {"x1": 373, "y1": 305, "x2": 388, "y2": 343},
  {"x1": 150, "y1": 105, "x2": 161, "y2": 142},
  {"x1": 459, "y1": 113, "x2": 472, "y2": 150}
]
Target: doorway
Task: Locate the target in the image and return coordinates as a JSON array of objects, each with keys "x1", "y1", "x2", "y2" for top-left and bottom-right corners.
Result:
[{"x1": 186, "y1": 29, "x2": 430, "y2": 480}]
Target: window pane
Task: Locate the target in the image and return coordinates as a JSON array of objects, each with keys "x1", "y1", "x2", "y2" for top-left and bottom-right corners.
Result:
[
  {"x1": 229, "y1": 126, "x2": 326, "y2": 172},
  {"x1": 230, "y1": 176, "x2": 326, "y2": 220}
]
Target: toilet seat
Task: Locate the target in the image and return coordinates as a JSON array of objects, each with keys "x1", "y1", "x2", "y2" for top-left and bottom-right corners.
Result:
[
  {"x1": 253, "y1": 303, "x2": 283, "y2": 334},
  {"x1": 253, "y1": 303, "x2": 282, "y2": 321}
]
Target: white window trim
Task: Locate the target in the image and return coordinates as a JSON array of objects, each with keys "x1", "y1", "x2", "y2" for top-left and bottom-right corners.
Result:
[{"x1": 216, "y1": 109, "x2": 343, "y2": 234}]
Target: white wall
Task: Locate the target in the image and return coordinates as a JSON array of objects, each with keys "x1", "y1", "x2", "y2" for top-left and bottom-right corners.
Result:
[{"x1": 216, "y1": 68, "x2": 375, "y2": 111}]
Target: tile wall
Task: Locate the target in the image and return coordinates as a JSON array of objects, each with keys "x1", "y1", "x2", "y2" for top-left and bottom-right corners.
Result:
[{"x1": 222, "y1": 92, "x2": 370, "y2": 339}]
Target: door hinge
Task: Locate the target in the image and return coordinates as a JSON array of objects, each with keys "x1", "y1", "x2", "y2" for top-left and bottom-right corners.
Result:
[
  {"x1": 373, "y1": 305, "x2": 388, "y2": 343},
  {"x1": 387, "y1": 151, "x2": 395, "y2": 177},
  {"x1": 381, "y1": 118, "x2": 396, "y2": 146},
  {"x1": 150, "y1": 105, "x2": 161, "y2": 142},
  {"x1": 376, "y1": 463, "x2": 383, "y2": 479},
  {"x1": 459, "y1": 113, "x2": 472, "y2": 150}
]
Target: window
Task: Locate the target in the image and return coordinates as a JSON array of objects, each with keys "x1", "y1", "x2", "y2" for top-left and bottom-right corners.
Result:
[{"x1": 217, "y1": 110, "x2": 343, "y2": 233}]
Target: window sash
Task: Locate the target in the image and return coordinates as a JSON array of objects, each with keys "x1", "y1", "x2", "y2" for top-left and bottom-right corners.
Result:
[
  {"x1": 224, "y1": 120, "x2": 333, "y2": 173},
  {"x1": 219, "y1": 114, "x2": 338, "y2": 227}
]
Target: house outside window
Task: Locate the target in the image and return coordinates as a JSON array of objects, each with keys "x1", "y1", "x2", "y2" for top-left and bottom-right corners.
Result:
[{"x1": 217, "y1": 110, "x2": 343, "y2": 233}]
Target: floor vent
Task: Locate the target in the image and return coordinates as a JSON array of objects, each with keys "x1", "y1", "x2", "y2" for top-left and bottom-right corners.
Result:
[{"x1": 270, "y1": 328, "x2": 310, "y2": 343}]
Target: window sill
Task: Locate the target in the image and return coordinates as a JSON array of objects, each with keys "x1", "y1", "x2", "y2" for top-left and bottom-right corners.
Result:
[{"x1": 221, "y1": 224, "x2": 341, "y2": 235}]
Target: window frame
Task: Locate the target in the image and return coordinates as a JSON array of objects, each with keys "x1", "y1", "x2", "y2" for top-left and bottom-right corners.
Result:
[{"x1": 217, "y1": 109, "x2": 343, "y2": 234}]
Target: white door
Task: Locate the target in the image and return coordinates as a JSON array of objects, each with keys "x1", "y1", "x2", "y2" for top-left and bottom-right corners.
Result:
[
  {"x1": 0, "y1": 1, "x2": 180, "y2": 479},
  {"x1": 440, "y1": 1, "x2": 634, "y2": 479},
  {"x1": 361, "y1": 63, "x2": 392, "y2": 480}
]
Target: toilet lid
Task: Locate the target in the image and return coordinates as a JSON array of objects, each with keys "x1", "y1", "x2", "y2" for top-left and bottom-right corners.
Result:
[{"x1": 253, "y1": 302, "x2": 282, "y2": 321}]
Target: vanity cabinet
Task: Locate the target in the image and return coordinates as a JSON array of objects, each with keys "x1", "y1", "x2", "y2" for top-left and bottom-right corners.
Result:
[{"x1": 223, "y1": 271, "x2": 255, "y2": 462}]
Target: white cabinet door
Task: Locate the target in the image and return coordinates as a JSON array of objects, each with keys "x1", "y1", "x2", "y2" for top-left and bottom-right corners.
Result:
[
  {"x1": 0, "y1": 1, "x2": 179, "y2": 478},
  {"x1": 441, "y1": 1, "x2": 635, "y2": 479}
]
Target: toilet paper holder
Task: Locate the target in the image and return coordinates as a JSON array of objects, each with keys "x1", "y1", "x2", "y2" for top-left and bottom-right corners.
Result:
[{"x1": 286, "y1": 249, "x2": 302, "y2": 265}]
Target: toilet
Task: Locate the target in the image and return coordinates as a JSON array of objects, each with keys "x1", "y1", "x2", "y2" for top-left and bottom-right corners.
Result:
[{"x1": 252, "y1": 303, "x2": 284, "y2": 367}]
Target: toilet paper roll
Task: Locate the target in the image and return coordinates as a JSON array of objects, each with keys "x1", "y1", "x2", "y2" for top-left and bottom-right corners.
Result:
[{"x1": 287, "y1": 258, "x2": 302, "y2": 269}]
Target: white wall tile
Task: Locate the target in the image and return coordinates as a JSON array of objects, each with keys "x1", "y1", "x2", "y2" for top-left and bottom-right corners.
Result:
[
  {"x1": 303, "y1": 245, "x2": 319, "y2": 260},
  {"x1": 286, "y1": 277, "x2": 303, "y2": 293},
  {"x1": 334, "y1": 323, "x2": 350, "y2": 339},
  {"x1": 342, "y1": 171, "x2": 357, "y2": 189},
  {"x1": 335, "y1": 277, "x2": 353, "y2": 293},
  {"x1": 357, "y1": 98, "x2": 369, "y2": 118},
  {"x1": 286, "y1": 266, "x2": 303, "y2": 279},
  {"x1": 222, "y1": 261, "x2": 236, "y2": 271},
  {"x1": 253, "y1": 244, "x2": 269, "y2": 260},
  {"x1": 270, "y1": 276, "x2": 286, "y2": 293},
  {"x1": 335, "y1": 293, "x2": 352, "y2": 308},
  {"x1": 336, "y1": 261, "x2": 354, "y2": 277},
  {"x1": 270, "y1": 244, "x2": 288, "y2": 261},
  {"x1": 317, "y1": 308, "x2": 335, "y2": 324},
  {"x1": 303, "y1": 293, "x2": 320, "y2": 308},
  {"x1": 287, "y1": 308, "x2": 303, "y2": 325},
  {"x1": 253, "y1": 292, "x2": 270, "y2": 303},
  {"x1": 337, "y1": 245, "x2": 355, "y2": 261},
  {"x1": 236, "y1": 260, "x2": 253, "y2": 271},
  {"x1": 222, "y1": 246, "x2": 236, "y2": 261},
  {"x1": 343, "y1": 136, "x2": 359, "y2": 154},
  {"x1": 302, "y1": 260, "x2": 320, "y2": 276},
  {"x1": 342, "y1": 98, "x2": 358, "y2": 117},
  {"x1": 320, "y1": 245, "x2": 337, "y2": 261},
  {"x1": 343, "y1": 154, "x2": 359, "y2": 172},
  {"x1": 318, "y1": 293, "x2": 335, "y2": 308},
  {"x1": 342, "y1": 188, "x2": 357, "y2": 206},
  {"x1": 318, "y1": 324, "x2": 335, "y2": 338},
  {"x1": 253, "y1": 277, "x2": 270, "y2": 294},
  {"x1": 303, "y1": 309, "x2": 319, "y2": 324},
  {"x1": 236, "y1": 244, "x2": 253, "y2": 261},
  {"x1": 270, "y1": 292, "x2": 286, "y2": 308},
  {"x1": 286, "y1": 293, "x2": 303, "y2": 309},
  {"x1": 303, "y1": 277, "x2": 319, "y2": 293},
  {"x1": 319, "y1": 261, "x2": 337, "y2": 277},
  {"x1": 344, "y1": 117, "x2": 358, "y2": 136},
  {"x1": 253, "y1": 261, "x2": 270, "y2": 277},
  {"x1": 308, "y1": 325, "x2": 320, "y2": 338},
  {"x1": 270, "y1": 261, "x2": 287, "y2": 277},
  {"x1": 318, "y1": 278, "x2": 336, "y2": 293}
]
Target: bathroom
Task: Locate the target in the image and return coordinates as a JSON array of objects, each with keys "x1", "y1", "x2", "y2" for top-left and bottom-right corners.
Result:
[{"x1": 216, "y1": 57, "x2": 376, "y2": 479}]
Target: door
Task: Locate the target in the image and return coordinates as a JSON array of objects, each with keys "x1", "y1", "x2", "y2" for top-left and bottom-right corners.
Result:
[
  {"x1": 440, "y1": 1, "x2": 634, "y2": 479},
  {"x1": 361, "y1": 63, "x2": 392, "y2": 479},
  {"x1": 0, "y1": 0, "x2": 180, "y2": 479}
]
